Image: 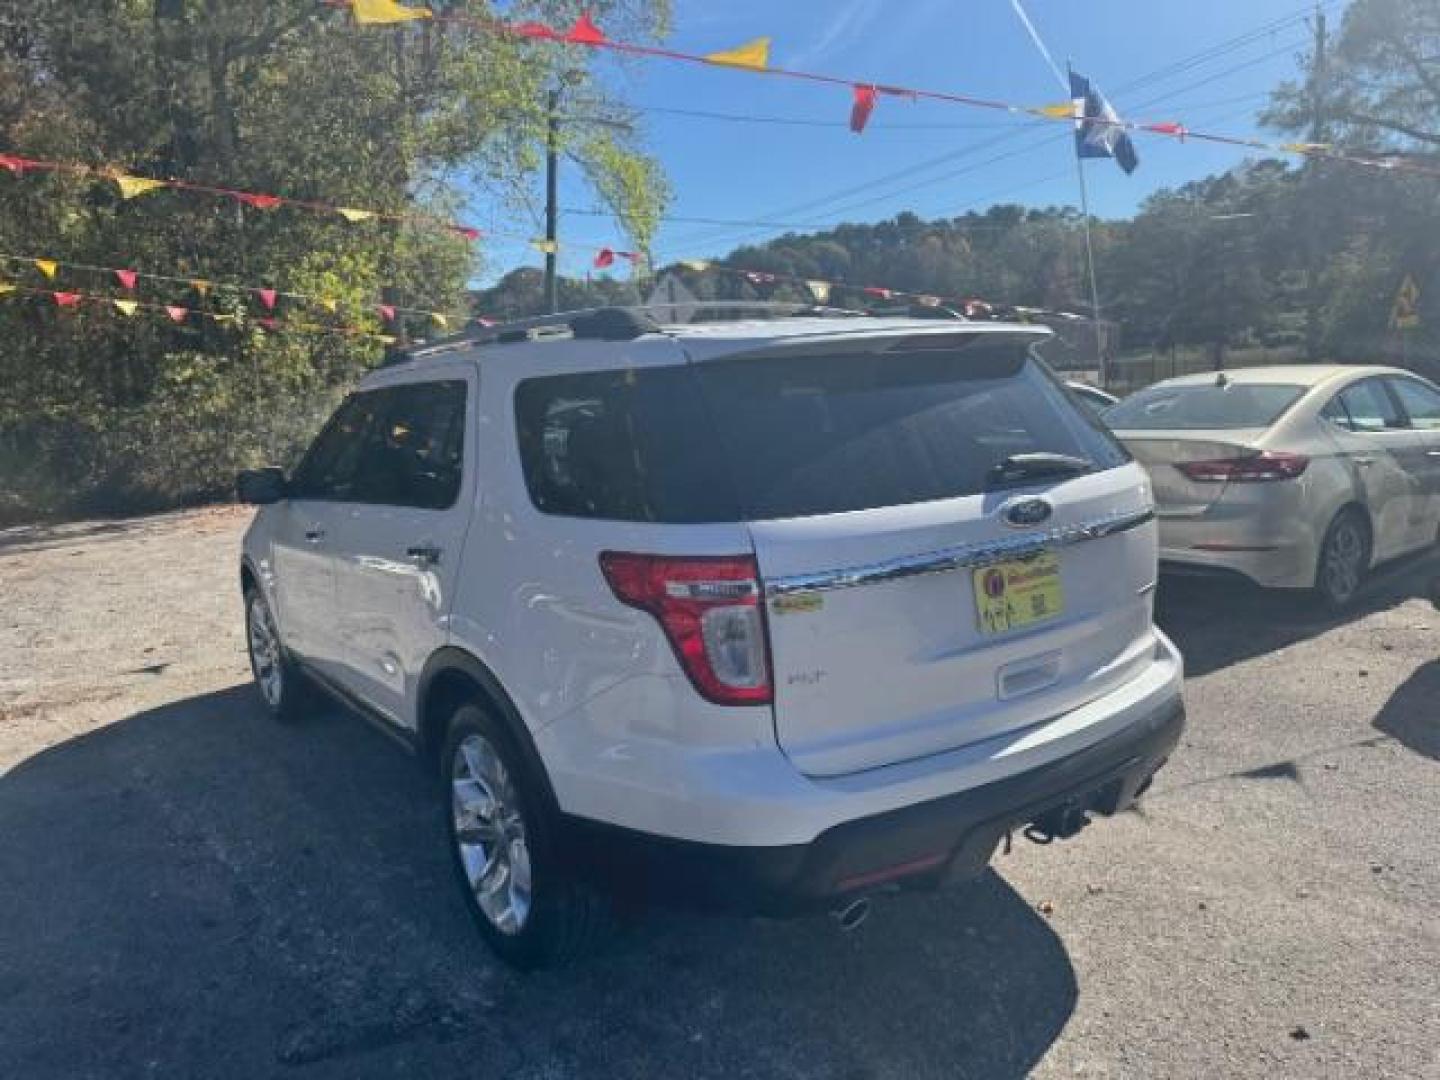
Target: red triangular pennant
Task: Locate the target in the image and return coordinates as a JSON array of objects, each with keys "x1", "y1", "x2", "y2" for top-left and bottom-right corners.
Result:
[
  {"x1": 863, "y1": 285, "x2": 893, "y2": 299},
  {"x1": 237, "y1": 192, "x2": 282, "y2": 211},
  {"x1": 565, "y1": 12, "x2": 606, "y2": 44},
  {"x1": 0, "y1": 154, "x2": 29, "y2": 176},
  {"x1": 452, "y1": 224, "x2": 481, "y2": 241},
  {"x1": 52, "y1": 291, "x2": 81, "y2": 308},
  {"x1": 166, "y1": 305, "x2": 187, "y2": 323},
  {"x1": 1144, "y1": 121, "x2": 1187, "y2": 141},
  {"x1": 114, "y1": 269, "x2": 138, "y2": 290},
  {"x1": 850, "y1": 85, "x2": 878, "y2": 134},
  {"x1": 378, "y1": 304, "x2": 396, "y2": 322},
  {"x1": 594, "y1": 248, "x2": 616, "y2": 269},
  {"x1": 622, "y1": 251, "x2": 642, "y2": 264},
  {"x1": 256, "y1": 288, "x2": 278, "y2": 310}
]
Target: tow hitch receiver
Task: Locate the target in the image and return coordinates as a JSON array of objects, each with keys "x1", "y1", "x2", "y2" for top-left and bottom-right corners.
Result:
[{"x1": 1024, "y1": 801, "x2": 1092, "y2": 845}]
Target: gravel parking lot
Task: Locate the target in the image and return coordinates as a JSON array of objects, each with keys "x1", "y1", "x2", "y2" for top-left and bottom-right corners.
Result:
[{"x1": 1, "y1": 507, "x2": 1437, "y2": 1079}]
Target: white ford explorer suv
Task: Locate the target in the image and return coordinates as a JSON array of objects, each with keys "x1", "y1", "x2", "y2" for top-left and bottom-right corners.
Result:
[{"x1": 237, "y1": 305, "x2": 1184, "y2": 968}]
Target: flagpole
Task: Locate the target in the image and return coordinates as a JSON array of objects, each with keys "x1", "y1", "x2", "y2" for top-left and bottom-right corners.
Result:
[{"x1": 1069, "y1": 61, "x2": 1108, "y2": 389}]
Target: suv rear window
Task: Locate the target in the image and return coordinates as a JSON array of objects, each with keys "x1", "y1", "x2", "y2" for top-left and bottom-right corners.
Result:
[
  {"x1": 515, "y1": 338, "x2": 1128, "y2": 522},
  {"x1": 1105, "y1": 382, "x2": 1305, "y2": 430}
]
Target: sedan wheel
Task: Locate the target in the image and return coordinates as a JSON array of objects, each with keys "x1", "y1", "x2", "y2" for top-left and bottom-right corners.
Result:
[{"x1": 1317, "y1": 512, "x2": 1368, "y2": 610}]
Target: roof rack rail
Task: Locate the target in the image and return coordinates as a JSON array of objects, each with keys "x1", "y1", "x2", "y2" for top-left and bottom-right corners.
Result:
[{"x1": 396, "y1": 301, "x2": 868, "y2": 364}]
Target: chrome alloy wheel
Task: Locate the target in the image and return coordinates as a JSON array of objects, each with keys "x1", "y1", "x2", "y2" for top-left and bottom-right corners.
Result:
[
  {"x1": 1321, "y1": 516, "x2": 1365, "y2": 605},
  {"x1": 247, "y1": 595, "x2": 284, "y2": 707},
  {"x1": 451, "y1": 734, "x2": 533, "y2": 935}
]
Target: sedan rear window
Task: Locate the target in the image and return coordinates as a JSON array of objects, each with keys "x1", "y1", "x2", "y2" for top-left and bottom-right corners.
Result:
[
  {"x1": 1105, "y1": 382, "x2": 1305, "y2": 430},
  {"x1": 515, "y1": 338, "x2": 1128, "y2": 523}
]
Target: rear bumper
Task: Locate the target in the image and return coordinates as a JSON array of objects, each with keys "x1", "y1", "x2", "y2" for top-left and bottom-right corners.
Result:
[
  {"x1": 1153, "y1": 482, "x2": 1324, "y2": 589},
  {"x1": 561, "y1": 694, "x2": 1184, "y2": 915}
]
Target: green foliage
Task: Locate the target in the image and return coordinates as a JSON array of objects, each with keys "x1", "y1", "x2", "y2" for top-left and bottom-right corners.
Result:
[{"x1": 0, "y1": 0, "x2": 670, "y2": 522}]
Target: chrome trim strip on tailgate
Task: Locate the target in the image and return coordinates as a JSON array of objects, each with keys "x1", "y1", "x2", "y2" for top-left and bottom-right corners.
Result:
[{"x1": 765, "y1": 508, "x2": 1156, "y2": 596}]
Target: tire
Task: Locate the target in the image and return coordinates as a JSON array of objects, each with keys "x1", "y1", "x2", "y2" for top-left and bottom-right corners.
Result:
[
  {"x1": 243, "y1": 586, "x2": 313, "y2": 723},
  {"x1": 1313, "y1": 508, "x2": 1371, "y2": 612},
  {"x1": 441, "y1": 703, "x2": 610, "y2": 969}
]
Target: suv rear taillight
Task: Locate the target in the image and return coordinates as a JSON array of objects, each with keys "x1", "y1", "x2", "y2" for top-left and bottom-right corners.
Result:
[
  {"x1": 1176, "y1": 451, "x2": 1309, "y2": 483},
  {"x1": 599, "y1": 552, "x2": 772, "y2": 706}
]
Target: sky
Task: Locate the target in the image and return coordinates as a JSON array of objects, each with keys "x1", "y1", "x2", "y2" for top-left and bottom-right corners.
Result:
[{"x1": 473, "y1": 0, "x2": 1338, "y2": 281}]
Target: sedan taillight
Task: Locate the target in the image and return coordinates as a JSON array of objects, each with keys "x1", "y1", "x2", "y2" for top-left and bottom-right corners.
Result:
[
  {"x1": 1176, "y1": 451, "x2": 1309, "y2": 483},
  {"x1": 599, "y1": 552, "x2": 772, "y2": 706}
]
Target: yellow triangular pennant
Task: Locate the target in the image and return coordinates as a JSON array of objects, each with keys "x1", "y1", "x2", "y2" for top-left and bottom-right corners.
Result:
[
  {"x1": 1280, "y1": 142, "x2": 1332, "y2": 155},
  {"x1": 1037, "y1": 102, "x2": 1076, "y2": 119},
  {"x1": 352, "y1": 0, "x2": 432, "y2": 24},
  {"x1": 0, "y1": 281, "x2": 16, "y2": 295},
  {"x1": 704, "y1": 37, "x2": 770, "y2": 70},
  {"x1": 34, "y1": 259, "x2": 57, "y2": 279},
  {"x1": 680, "y1": 259, "x2": 712, "y2": 272},
  {"x1": 191, "y1": 279, "x2": 211, "y2": 297},
  {"x1": 376, "y1": 334, "x2": 398, "y2": 345},
  {"x1": 320, "y1": 297, "x2": 339, "y2": 313},
  {"x1": 337, "y1": 207, "x2": 377, "y2": 223},
  {"x1": 531, "y1": 239, "x2": 558, "y2": 255},
  {"x1": 213, "y1": 314, "x2": 238, "y2": 325},
  {"x1": 112, "y1": 299, "x2": 139, "y2": 317},
  {"x1": 113, "y1": 174, "x2": 168, "y2": 199},
  {"x1": 430, "y1": 312, "x2": 449, "y2": 329},
  {"x1": 805, "y1": 280, "x2": 831, "y2": 303}
]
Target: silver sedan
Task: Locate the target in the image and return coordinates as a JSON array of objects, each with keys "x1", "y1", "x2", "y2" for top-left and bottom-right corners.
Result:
[{"x1": 1105, "y1": 365, "x2": 1440, "y2": 609}]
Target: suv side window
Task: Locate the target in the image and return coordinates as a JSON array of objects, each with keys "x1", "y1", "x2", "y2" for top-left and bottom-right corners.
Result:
[
  {"x1": 1388, "y1": 377, "x2": 1440, "y2": 432},
  {"x1": 289, "y1": 393, "x2": 383, "y2": 501},
  {"x1": 351, "y1": 381, "x2": 468, "y2": 510},
  {"x1": 1334, "y1": 379, "x2": 1406, "y2": 433}
]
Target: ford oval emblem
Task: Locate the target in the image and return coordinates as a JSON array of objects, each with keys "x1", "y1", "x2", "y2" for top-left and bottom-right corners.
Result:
[{"x1": 1003, "y1": 497, "x2": 1053, "y2": 528}]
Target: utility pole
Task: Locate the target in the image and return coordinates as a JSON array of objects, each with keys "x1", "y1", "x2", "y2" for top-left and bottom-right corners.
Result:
[
  {"x1": 1303, "y1": 5, "x2": 1328, "y2": 361},
  {"x1": 544, "y1": 88, "x2": 561, "y2": 315}
]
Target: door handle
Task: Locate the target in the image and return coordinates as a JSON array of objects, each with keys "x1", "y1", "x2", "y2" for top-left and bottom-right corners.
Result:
[
  {"x1": 1427, "y1": 450, "x2": 1440, "y2": 458},
  {"x1": 304, "y1": 527, "x2": 326, "y2": 543},
  {"x1": 406, "y1": 544, "x2": 443, "y2": 566}
]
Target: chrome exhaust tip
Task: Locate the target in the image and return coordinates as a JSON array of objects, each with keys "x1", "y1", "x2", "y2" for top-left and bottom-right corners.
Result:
[{"x1": 831, "y1": 896, "x2": 871, "y2": 933}]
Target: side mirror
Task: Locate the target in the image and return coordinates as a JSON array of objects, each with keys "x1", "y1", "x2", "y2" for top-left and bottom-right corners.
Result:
[{"x1": 237, "y1": 467, "x2": 288, "y2": 505}]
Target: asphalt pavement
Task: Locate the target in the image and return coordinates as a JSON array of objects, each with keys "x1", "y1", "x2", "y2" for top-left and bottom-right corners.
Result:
[{"x1": 0, "y1": 510, "x2": 1435, "y2": 1079}]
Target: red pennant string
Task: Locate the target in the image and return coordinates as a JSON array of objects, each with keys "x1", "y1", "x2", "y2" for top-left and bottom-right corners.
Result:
[
  {"x1": 378, "y1": 304, "x2": 396, "y2": 321},
  {"x1": 565, "y1": 12, "x2": 606, "y2": 45},
  {"x1": 850, "y1": 85, "x2": 878, "y2": 134},
  {"x1": 513, "y1": 20, "x2": 559, "y2": 39},
  {"x1": 114, "y1": 269, "x2": 138, "y2": 290},
  {"x1": 594, "y1": 248, "x2": 616, "y2": 269},
  {"x1": 256, "y1": 288, "x2": 278, "y2": 310},
  {"x1": 452, "y1": 225, "x2": 481, "y2": 241},
  {"x1": 165, "y1": 305, "x2": 187, "y2": 322},
  {"x1": 237, "y1": 193, "x2": 282, "y2": 210},
  {"x1": 622, "y1": 251, "x2": 641, "y2": 264},
  {"x1": 863, "y1": 286, "x2": 893, "y2": 299},
  {"x1": 0, "y1": 154, "x2": 29, "y2": 175},
  {"x1": 52, "y1": 291, "x2": 81, "y2": 307}
]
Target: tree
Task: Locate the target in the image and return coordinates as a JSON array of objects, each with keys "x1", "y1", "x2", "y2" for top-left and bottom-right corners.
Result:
[{"x1": 0, "y1": 1, "x2": 671, "y2": 521}]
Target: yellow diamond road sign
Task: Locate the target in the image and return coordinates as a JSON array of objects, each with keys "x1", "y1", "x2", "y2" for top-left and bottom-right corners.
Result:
[{"x1": 1391, "y1": 274, "x2": 1421, "y2": 330}]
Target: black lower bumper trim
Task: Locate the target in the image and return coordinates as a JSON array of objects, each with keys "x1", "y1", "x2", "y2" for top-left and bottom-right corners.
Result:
[{"x1": 561, "y1": 696, "x2": 1185, "y2": 915}]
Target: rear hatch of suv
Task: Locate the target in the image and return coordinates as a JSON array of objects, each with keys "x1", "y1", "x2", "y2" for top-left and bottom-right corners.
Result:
[{"x1": 685, "y1": 330, "x2": 1158, "y2": 777}]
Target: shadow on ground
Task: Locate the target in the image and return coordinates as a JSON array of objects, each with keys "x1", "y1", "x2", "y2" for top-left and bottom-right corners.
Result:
[
  {"x1": 0, "y1": 686, "x2": 1075, "y2": 1079},
  {"x1": 1156, "y1": 549, "x2": 1439, "y2": 678},
  {"x1": 1374, "y1": 659, "x2": 1440, "y2": 762}
]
